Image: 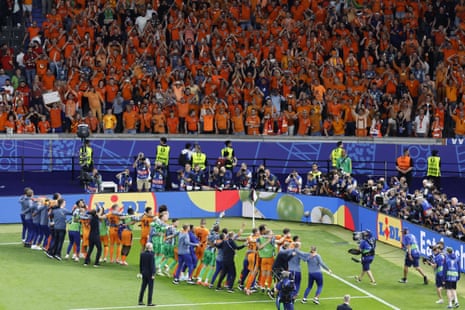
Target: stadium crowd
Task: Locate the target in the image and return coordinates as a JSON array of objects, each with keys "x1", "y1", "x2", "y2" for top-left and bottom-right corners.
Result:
[{"x1": 1, "y1": 0, "x2": 465, "y2": 137}]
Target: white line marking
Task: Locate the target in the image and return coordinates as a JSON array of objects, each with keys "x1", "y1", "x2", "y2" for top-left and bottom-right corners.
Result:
[
  {"x1": 326, "y1": 271, "x2": 401, "y2": 310},
  {"x1": 0, "y1": 238, "x2": 142, "y2": 246},
  {"x1": 68, "y1": 296, "x2": 371, "y2": 310}
]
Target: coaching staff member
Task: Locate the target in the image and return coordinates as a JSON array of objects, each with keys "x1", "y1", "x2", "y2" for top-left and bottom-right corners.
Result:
[{"x1": 138, "y1": 242, "x2": 156, "y2": 306}]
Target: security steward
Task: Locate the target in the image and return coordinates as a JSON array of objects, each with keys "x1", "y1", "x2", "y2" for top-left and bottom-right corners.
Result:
[
  {"x1": 396, "y1": 149, "x2": 413, "y2": 187},
  {"x1": 330, "y1": 141, "x2": 344, "y2": 168},
  {"x1": 155, "y1": 137, "x2": 170, "y2": 189},
  {"x1": 426, "y1": 150, "x2": 441, "y2": 190},
  {"x1": 191, "y1": 143, "x2": 207, "y2": 171},
  {"x1": 221, "y1": 140, "x2": 237, "y2": 170}
]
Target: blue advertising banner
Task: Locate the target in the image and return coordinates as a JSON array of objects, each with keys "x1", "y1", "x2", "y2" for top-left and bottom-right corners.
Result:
[
  {"x1": 1, "y1": 191, "x2": 243, "y2": 224},
  {"x1": 1, "y1": 138, "x2": 464, "y2": 177}
]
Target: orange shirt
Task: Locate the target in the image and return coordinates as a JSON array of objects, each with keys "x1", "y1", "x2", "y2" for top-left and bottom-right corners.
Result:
[
  {"x1": 122, "y1": 110, "x2": 138, "y2": 130},
  {"x1": 215, "y1": 112, "x2": 229, "y2": 131},
  {"x1": 152, "y1": 114, "x2": 167, "y2": 134},
  {"x1": 231, "y1": 114, "x2": 245, "y2": 133},
  {"x1": 49, "y1": 108, "x2": 62, "y2": 128},
  {"x1": 203, "y1": 114, "x2": 214, "y2": 132},
  {"x1": 38, "y1": 120, "x2": 51, "y2": 133},
  {"x1": 185, "y1": 115, "x2": 199, "y2": 132},
  {"x1": 246, "y1": 115, "x2": 260, "y2": 135},
  {"x1": 166, "y1": 116, "x2": 179, "y2": 133}
]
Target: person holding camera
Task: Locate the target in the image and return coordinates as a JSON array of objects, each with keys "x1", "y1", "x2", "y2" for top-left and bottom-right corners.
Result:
[
  {"x1": 116, "y1": 168, "x2": 133, "y2": 192},
  {"x1": 399, "y1": 227, "x2": 428, "y2": 284},
  {"x1": 236, "y1": 162, "x2": 252, "y2": 189},
  {"x1": 274, "y1": 270, "x2": 296, "y2": 310},
  {"x1": 86, "y1": 168, "x2": 102, "y2": 193},
  {"x1": 354, "y1": 230, "x2": 377, "y2": 285},
  {"x1": 285, "y1": 170, "x2": 302, "y2": 193},
  {"x1": 133, "y1": 152, "x2": 151, "y2": 192},
  {"x1": 151, "y1": 161, "x2": 166, "y2": 192}
]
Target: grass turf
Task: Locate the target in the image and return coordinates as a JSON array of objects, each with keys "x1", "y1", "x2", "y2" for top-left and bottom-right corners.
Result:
[{"x1": 0, "y1": 218, "x2": 463, "y2": 310}]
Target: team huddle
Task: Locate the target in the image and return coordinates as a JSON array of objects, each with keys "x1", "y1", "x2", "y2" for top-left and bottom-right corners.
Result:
[
  {"x1": 147, "y1": 205, "x2": 334, "y2": 309},
  {"x1": 18, "y1": 186, "x2": 462, "y2": 309}
]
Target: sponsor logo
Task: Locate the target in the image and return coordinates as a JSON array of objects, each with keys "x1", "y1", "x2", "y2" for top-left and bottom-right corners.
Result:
[
  {"x1": 89, "y1": 192, "x2": 157, "y2": 214},
  {"x1": 377, "y1": 213, "x2": 402, "y2": 248}
]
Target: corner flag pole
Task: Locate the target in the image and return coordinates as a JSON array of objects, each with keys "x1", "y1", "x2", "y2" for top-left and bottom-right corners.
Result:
[{"x1": 250, "y1": 188, "x2": 258, "y2": 228}]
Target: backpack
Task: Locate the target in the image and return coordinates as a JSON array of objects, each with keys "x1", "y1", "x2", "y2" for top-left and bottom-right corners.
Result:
[{"x1": 279, "y1": 278, "x2": 295, "y2": 304}]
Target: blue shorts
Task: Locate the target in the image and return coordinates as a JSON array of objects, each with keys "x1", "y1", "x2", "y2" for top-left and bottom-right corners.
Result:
[
  {"x1": 404, "y1": 254, "x2": 420, "y2": 268},
  {"x1": 435, "y1": 274, "x2": 444, "y2": 288},
  {"x1": 361, "y1": 256, "x2": 374, "y2": 271}
]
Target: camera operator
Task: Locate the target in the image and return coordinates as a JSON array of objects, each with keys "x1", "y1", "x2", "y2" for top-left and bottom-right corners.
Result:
[
  {"x1": 133, "y1": 152, "x2": 151, "y2": 192},
  {"x1": 285, "y1": 169, "x2": 302, "y2": 193},
  {"x1": 302, "y1": 172, "x2": 318, "y2": 195},
  {"x1": 86, "y1": 168, "x2": 102, "y2": 193},
  {"x1": 354, "y1": 230, "x2": 377, "y2": 285},
  {"x1": 264, "y1": 169, "x2": 280, "y2": 192},
  {"x1": 236, "y1": 163, "x2": 252, "y2": 189},
  {"x1": 116, "y1": 168, "x2": 133, "y2": 192},
  {"x1": 151, "y1": 161, "x2": 166, "y2": 192},
  {"x1": 254, "y1": 164, "x2": 267, "y2": 191}
]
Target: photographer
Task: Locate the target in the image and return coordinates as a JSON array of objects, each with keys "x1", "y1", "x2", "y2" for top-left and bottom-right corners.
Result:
[
  {"x1": 116, "y1": 168, "x2": 133, "y2": 192},
  {"x1": 236, "y1": 163, "x2": 252, "y2": 189},
  {"x1": 86, "y1": 168, "x2": 102, "y2": 193},
  {"x1": 133, "y1": 152, "x2": 151, "y2": 192},
  {"x1": 354, "y1": 230, "x2": 377, "y2": 285},
  {"x1": 253, "y1": 164, "x2": 266, "y2": 190},
  {"x1": 285, "y1": 169, "x2": 302, "y2": 193},
  {"x1": 151, "y1": 161, "x2": 166, "y2": 192}
]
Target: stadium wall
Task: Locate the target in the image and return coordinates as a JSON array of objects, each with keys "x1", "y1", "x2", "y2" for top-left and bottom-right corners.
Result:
[
  {"x1": 2, "y1": 190, "x2": 464, "y2": 271},
  {"x1": 1, "y1": 136, "x2": 464, "y2": 176}
]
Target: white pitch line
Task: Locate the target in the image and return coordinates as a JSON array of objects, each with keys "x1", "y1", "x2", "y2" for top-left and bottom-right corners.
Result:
[
  {"x1": 326, "y1": 271, "x2": 401, "y2": 310},
  {"x1": 0, "y1": 238, "x2": 142, "y2": 246},
  {"x1": 0, "y1": 242, "x2": 21, "y2": 245},
  {"x1": 68, "y1": 296, "x2": 371, "y2": 310}
]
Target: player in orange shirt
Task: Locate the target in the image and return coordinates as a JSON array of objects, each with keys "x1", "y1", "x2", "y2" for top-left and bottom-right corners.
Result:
[
  {"x1": 139, "y1": 207, "x2": 154, "y2": 249},
  {"x1": 240, "y1": 228, "x2": 260, "y2": 294},
  {"x1": 107, "y1": 204, "x2": 124, "y2": 263},
  {"x1": 193, "y1": 219, "x2": 210, "y2": 281}
]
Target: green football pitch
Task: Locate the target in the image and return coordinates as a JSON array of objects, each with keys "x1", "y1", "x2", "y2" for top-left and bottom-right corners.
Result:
[{"x1": 0, "y1": 218, "x2": 463, "y2": 310}]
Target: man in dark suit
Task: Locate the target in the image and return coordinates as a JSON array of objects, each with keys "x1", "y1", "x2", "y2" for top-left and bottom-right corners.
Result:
[
  {"x1": 138, "y1": 242, "x2": 156, "y2": 306},
  {"x1": 336, "y1": 294, "x2": 352, "y2": 310}
]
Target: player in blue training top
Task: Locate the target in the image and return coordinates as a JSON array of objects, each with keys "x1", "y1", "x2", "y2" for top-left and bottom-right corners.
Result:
[
  {"x1": 443, "y1": 247, "x2": 461, "y2": 309},
  {"x1": 399, "y1": 227, "x2": 428, "y2": 284}
]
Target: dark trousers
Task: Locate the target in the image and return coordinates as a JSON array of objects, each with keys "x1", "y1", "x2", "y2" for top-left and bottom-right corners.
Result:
[
  {"x1": 216, "y1": 259, "x2": 236, "y2": 289},
  {"x1": 138, "y1": 276, "x2": 154, "y2": 305},
  {"x1": 21, "y1": 214, "x2": 27, "y2": 240},
  {"x1": 39, "y1": 225, "x2": 50, "y2": 248},
  {"x1": 25, "y1": 219, "x2": 34, "y2": 243},
  {"x1": 48, "y1": 229, "x2": 66, "y2": 257},
  {"x1": 85, "y1": 236, "x2": 102, "y2": 265}
]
